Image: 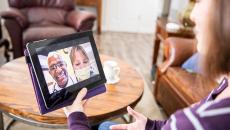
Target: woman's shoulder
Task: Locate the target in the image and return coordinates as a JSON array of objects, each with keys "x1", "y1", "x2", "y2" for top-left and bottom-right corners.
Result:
[{"x1": 163, "y1": 98, "x2": 230, "y2": 130}]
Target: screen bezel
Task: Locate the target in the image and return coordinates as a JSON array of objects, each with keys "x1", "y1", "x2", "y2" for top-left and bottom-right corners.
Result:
[{"x1": 26, "y1": 31, "x2": 106, "y2": 109}]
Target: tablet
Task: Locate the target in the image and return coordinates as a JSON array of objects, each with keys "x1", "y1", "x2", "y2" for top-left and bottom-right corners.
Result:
[{"x1": 26, "y1": 31, "x2": 106, "y2": 109}]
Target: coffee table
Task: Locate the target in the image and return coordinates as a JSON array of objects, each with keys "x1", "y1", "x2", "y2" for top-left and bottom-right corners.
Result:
[{"x1": 0, "y1": 54, "x2": 144, "y2": 129}]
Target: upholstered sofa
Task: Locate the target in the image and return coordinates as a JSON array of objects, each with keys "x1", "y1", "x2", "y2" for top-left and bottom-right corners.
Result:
[{"x1": 0, "y1": 0, "x2": 96, "y2": 58}]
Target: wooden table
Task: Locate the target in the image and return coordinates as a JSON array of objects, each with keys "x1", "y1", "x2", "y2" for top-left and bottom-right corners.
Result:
[{"x1": 0, "y1": 55, "x2": 144, "y2": 129}]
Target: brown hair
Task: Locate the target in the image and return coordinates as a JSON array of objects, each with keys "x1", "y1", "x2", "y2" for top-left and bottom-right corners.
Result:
[
  {"x1": 70, "y1": 45, "x2": 89, "y2": 64},
  {"x1": 201, "y1": 0, "x2": 230, "y2": 80}
]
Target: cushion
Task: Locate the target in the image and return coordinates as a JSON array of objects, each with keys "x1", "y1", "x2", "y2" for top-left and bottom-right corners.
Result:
[
  {"x1": 22, "y1": 8, "x2": 67, "y2": 25},
  {"x1": 182, "y1": 52, "x2": 200, "y2": 73},
  {"x1": 9, "y1": 0, "x2": 75, "y2": 11},
  {"x1": 23, "y1": 25, "x2": 76, "y2": 46}
]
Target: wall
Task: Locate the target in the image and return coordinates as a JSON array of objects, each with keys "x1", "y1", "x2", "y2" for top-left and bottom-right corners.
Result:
[
  {"x1": 101, "y1": 0, "x2": 190, "y2": 34},
  {"x1": 0, "y1": 0, "x2": 8, "y2": 23},
  {"x1": 102, "y1": 0, "x2": 164, "y2": 34},
  {"x1": 0, "y1": 0, "x2": 8, "y2": 11}
]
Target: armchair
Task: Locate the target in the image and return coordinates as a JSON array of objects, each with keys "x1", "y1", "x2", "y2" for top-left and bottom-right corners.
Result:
[
  {"x1": 0, "y1": 0, "x2": 96, "y2": 58},
  {"x1": 154, "y1": 37, "x2": 217, "y2": 115}
]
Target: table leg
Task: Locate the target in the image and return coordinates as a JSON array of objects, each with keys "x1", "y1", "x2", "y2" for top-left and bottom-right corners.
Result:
[
  {"x1": 0, "y1": 112, "x2": 4, "y2": 130},
  {"x1": 97, "y1": 0, "x2": 102, "y2": 34},
  {"x1": 152, "y1": 38, "x2": 160, "y2": 66},
  {"x1": 151, "y1": 37, "x2": 161, "y2": 80},
  {"x1": 6, "y1": 119, "x2": 16, "y2": 130}
]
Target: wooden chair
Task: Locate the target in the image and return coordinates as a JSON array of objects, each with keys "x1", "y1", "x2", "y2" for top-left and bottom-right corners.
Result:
[{"x1": 154, "y1": 37, "x2": 217, "y2": 115}]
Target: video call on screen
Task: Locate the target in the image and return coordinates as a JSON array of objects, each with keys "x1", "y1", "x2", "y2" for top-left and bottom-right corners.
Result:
[{"x1": 36, "y1": 42, "x2": 100, "y2": 94}]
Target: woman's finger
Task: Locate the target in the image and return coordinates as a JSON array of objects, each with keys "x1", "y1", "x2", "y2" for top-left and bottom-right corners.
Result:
[
  {"x1": 110, "y1": 124, "x2": 128, "y2": 130},
  {"x1": 75, "y1": 88, "x2": 87, "y2": 103}
]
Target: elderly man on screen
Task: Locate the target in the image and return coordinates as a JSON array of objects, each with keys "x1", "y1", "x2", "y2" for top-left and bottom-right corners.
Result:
[{"x1": 47, "y1": 52, "x2": 75, "y2": 94}]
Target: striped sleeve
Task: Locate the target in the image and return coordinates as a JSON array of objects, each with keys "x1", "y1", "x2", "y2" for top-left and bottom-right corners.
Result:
[{"x1": 145, "y1": 119, "x2": 167, "y2": 130}]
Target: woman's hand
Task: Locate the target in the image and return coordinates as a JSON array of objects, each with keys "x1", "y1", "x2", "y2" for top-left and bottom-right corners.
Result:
[
  {"x1": 110, "y1": 106, "x2": 147, "y2": 130},
  {"x1": 63, "y1": 88, "x2": 88, "y2": 117}
]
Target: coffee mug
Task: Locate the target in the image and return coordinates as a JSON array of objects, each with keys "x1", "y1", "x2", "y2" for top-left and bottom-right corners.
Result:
[{"x1": 103, "y1": 60, "x2": 120, "y2": 84}]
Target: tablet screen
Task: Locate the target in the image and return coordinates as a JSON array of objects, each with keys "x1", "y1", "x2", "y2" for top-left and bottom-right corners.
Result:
[{"x1": 36, "y1": 42, "x2": 100, "y2": 94}]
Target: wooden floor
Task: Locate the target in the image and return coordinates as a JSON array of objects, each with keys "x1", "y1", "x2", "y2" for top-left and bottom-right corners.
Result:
[
  {"x1": 0, "y1": 30, "x2": 166, "y2": 130},
  {"x1": 94, "y1": 32, "x2": 153, "y2": 89}
]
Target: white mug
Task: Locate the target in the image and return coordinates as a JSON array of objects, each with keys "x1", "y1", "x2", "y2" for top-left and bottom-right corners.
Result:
[{"x1": 103, "y1": 60, "x2": 120, "y2": 84}]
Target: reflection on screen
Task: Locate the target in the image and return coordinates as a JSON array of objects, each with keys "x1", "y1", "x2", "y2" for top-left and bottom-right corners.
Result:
[{"x1": 37, "y1": 42, "x2": 100, "y2": 94}]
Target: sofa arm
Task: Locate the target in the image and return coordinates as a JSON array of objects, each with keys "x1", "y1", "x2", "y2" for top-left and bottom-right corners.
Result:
[
  {"x1": 0, "y1": 8, "x2": 28, "y2": 28},
  {"x1": 159, "y1": 37, "x2": 197, "y2": 73},
  {"x1": 66, "y1": 10, "x2": 96, "y2": 31}
]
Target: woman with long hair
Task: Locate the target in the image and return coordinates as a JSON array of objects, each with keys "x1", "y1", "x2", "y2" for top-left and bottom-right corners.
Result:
[{"x1": 64, "y1": 0, "x2": 230, "y2": 129}]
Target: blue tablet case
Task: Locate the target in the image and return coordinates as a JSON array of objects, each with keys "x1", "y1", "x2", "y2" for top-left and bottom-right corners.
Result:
[{"x1": 25, "y1": 50, "x2": 106, "y2": 114}]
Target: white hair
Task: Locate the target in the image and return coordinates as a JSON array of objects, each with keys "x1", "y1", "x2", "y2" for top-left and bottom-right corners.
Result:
[{"x1": 47, "y1": 51, "x2": 65, "y2": 66}]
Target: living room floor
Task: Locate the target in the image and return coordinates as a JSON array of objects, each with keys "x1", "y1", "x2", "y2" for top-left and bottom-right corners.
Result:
[{"x1": 0, "y1": 31, "x2": 167, "y2": 130}]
